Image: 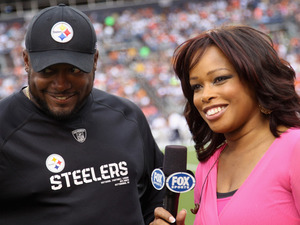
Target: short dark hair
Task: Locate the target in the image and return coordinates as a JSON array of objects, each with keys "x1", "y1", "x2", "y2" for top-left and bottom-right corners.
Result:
[{"x1": 173, "y1": 25, "x2": 300, "y2": 162}]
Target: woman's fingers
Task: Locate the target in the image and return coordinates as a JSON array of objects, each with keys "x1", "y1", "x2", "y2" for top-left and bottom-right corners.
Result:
[
  {"x1": 154, "y1": 207, "x2": 176, "y2": 223},
  {"x1": 175, "y1": 209, "x2": 187, "y2": 225},
  {"x1": 150, "y1": 207, "x2": 187, "y2": 225}
]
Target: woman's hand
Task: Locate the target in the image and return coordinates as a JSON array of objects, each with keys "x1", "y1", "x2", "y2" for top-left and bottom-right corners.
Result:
[{"x1": 150, "y1": 207, "x2": 186, "y2": 225}]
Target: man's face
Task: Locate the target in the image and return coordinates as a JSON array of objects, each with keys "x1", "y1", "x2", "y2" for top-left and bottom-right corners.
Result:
[{"x1": 23, "y1": 50, "x2": 98, "y2": 120}]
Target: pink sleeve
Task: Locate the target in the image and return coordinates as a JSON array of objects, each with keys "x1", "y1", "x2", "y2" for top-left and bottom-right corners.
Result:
[{"x1": 290, "y1": 138, "x2": 300, "y2": 214}]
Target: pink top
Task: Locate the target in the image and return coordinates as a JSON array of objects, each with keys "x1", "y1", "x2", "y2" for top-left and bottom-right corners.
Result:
[
  {"x1": 217, "y1": 196, "x2": 232, "y2": 215},
  {"x1": 194, "y1": 128, "x2": 300, "y2": 225}
]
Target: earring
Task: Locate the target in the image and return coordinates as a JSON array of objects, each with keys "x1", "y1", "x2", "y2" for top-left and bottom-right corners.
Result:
[
  {"x1": 190, "y1": 203, "x2": 199, "y2": 214},
  {"x1": 25, "y1": 67, "x2": 29, "y2": 73},
  {"x1": 259, "y1": 105, "x2": 272, "y2": 115}
]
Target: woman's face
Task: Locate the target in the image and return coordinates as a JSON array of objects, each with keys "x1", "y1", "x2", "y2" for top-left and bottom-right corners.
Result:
[{"x1": 189, "y1": 45, "x2": 261, "y2": 135}]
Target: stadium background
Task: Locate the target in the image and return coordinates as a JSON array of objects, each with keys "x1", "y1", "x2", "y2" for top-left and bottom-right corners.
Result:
[{"x1": 1, "y1": 0, "x2": 300, "y2": 223}]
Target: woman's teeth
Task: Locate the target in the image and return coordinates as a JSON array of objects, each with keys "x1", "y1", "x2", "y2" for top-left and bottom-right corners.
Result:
[{"x1": 206, "y1": 106, "x2": 225, "y2": 116}]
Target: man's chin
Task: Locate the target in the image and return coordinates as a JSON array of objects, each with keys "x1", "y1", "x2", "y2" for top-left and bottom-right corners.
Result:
[
  {"x1": 48, "y1": 111, "x2": 74, "y2": 121},
  {"x1": 32, "y1": 95, "x2": 83, "y2": 121},
  {"x1": 43, "y1": 106, "x2": 76, "y2": 121}
]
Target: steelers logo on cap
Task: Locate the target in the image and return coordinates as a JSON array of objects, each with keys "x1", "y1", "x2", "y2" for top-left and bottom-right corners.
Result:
[{"x1": 51, "y1": 21, "x2": 74, "y2": 43}]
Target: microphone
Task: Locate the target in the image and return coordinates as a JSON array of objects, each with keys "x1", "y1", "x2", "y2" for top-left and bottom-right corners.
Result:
[{"x1": 162, "y1": 145, "x2": 187, "y2": 218}]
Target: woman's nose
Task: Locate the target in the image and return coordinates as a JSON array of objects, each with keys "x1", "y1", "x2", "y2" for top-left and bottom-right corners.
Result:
[{"x1": 201, "y1": 85, "x2": 215, "y2": 103}]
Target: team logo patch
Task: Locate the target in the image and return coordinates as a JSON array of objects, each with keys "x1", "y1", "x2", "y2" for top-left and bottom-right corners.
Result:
[
  {"x1": 72, "y1": 128, "x2": 87, "y2": 143},
  {"x1": 46, "y1": 154, "x2": 65, "y2": 173},
  {"x1": 151, "y1": 168, "x2": 165, "y2": 190},
  {"x1": 51, "y1": 21, "x2": 73, "y2": 43}
]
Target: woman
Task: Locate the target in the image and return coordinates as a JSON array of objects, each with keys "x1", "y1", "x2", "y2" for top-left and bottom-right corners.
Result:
[{"x1": 151, "y1": 25, "x2": 300, "y2": 224}]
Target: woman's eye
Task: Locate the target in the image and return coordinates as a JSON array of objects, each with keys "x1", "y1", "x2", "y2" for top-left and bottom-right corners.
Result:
[
  {"x1": 214, "y1": 75, "x2": 232, "y2": 84},
  {"x1": 191, "y1": 84, "x2": 203, "y2": 91}
]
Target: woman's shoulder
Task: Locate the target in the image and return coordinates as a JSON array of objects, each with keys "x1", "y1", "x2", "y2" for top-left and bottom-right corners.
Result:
[
  {"x1": 272, "y1": 127, "x2": 300, "y2": 158},
  {"x1": 279, "y1": 127, "x2": 300, "y2": 140}
]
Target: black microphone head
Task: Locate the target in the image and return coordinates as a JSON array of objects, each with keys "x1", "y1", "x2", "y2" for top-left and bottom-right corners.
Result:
[{"x1": 163, "y1": 145, "x2": 187, "y2": 176}]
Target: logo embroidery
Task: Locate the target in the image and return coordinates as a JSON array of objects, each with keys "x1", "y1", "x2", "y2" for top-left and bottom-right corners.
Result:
[
  {"x1": 51, "y1": 21, "x2": 73, "y2": 43},
  {"x1": 72, "y1": 128, "x2": 87, "y2": 143},
  {"x1": 46, "y1": 154, "x2": 65, "y2": 173},
  {"x1": 151, "y1": 168, "x2": 165, "y2": 190},
  {"x1": 49, "y1": 161, "x2": 130, "y2": 191}
]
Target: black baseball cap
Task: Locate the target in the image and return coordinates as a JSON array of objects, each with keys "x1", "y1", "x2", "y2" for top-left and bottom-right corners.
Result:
[{"x1": 25, "y1": 4, "x2": 97, "y2": 73}]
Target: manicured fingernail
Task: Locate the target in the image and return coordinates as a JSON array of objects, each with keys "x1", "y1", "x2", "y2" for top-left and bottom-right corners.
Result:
[{"x1": 169, "y1": 216, "x2": 176, "y2": 223}]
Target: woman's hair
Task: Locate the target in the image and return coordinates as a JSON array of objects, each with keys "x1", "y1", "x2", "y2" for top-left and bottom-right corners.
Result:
[{"x1": 173, "y1": 25, "x2": 300, "y2": 162}]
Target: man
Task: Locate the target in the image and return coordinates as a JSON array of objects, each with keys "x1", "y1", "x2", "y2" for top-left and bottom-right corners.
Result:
[{"x1": 0, "y1": 4, "x2": 164, "y2": 225}]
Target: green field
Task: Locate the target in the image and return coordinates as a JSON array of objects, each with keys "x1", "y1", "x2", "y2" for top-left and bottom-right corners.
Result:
[{"x1": 178, "y1": 188, "x2": 196, "y2": 224}]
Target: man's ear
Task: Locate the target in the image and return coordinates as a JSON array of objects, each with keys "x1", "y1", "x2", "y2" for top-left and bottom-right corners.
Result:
[
  {"x1": 93, "y1": 50, "x2": 99, "y2": 71},
  {"x1": 23, "y1": 50, "x2": 30, "y2": 72}
]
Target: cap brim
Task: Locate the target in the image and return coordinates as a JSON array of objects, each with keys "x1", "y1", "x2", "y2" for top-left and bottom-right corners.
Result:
[{"x1": 28, "y1": 50, "x2": 95, "y2": 73}]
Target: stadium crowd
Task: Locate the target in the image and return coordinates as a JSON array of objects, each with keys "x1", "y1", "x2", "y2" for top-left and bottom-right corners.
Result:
[{"x1": 1, "y1": 0, "x2": 300, "y2": 147}]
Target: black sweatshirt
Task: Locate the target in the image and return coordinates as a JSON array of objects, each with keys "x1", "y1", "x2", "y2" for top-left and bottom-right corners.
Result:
[{"x1": 0, "y1": 88, "x2": 164, "y2": 225}]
